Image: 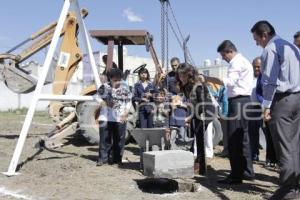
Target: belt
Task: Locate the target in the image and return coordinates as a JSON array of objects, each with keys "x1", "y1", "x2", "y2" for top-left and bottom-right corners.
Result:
[
  {"x1": 228, "y1": 95, "x2": 250, "y2": 100},
  {"x1": 275, "y1": 91, "x2": 300, "y2": 97}
]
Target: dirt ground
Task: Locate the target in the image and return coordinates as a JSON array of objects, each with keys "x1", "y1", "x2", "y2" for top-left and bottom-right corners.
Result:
[{"x1": 0, "y1": 112, "x2": 280, "y2": 200}]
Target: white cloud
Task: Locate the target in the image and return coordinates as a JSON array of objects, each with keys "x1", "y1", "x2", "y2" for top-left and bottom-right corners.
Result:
[{"x1": 123, "y1": 7, "x2": 144, "y2": 22}]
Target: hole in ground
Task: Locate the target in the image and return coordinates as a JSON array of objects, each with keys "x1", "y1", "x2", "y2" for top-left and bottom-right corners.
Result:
[{"x1": 135, "y1": 178, "x2": 197, "y2": 194}]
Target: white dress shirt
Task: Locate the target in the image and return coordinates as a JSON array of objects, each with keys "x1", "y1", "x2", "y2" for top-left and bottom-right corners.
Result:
[{"x1": 223, "y1": 53, "x2": 254, "y2": 98}]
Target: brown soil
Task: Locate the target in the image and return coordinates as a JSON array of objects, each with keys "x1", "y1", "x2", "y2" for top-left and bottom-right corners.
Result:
[{"x1": 0, "y1": 112, "x2": 279, "y2": 200}]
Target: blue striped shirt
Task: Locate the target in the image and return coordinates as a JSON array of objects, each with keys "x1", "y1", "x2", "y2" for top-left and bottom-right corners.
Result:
[{"x1": 261, "y1": 35, "x2": 300, "y2": 108}]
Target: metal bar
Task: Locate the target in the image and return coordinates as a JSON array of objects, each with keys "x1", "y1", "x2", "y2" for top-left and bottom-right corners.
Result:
[
  {"x1": 39, "y1": 94, "x2": 97, "y2": 101},
  {"x1": 118, "y1": 42, "x2": 123, "y2": 71},
  {"x1": 30, "y1": 22, "x2": 57, "y2": 40},
  {"x1": 3, "y1": 0, "x2": 71, "y2": 177},
  {"x1": 73, "y1": 0, "x2": 101, "y2": 88},
  {"x1": 107, "y1": 39, "x2": 114, "y2": 71},
  {"x1": 149, "y1": 41, "x2": 162, "y2": 74}
]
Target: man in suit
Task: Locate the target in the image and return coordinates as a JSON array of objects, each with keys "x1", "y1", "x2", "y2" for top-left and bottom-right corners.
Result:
[{"x1": 251, "y1": 20, "x2": 300, "y2": 199}]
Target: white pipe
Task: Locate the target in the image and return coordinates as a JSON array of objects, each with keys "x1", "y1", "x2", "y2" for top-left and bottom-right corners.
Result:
[{"x1": 39, "y1": 94, "x2": 98, "y2": 101}]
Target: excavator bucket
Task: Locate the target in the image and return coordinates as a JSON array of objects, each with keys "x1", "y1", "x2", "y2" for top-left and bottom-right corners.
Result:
[
  {"x1": 3, "y1": 64, "x2": 37, "y2": 94},
  {"x1": 1, "y1": 56, "x2": 57, "y2": 94}
]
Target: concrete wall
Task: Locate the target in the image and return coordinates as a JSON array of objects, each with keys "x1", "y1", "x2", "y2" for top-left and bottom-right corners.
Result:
[
  {"x1": 0, "y1": 82, "x2": 84, "y2": 111},
  {"x1": 0, "y1": 51, "x2": 159, "y2": 111}
]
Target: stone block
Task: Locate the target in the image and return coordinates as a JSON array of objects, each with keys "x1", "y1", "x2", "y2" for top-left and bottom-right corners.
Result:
[{"x1": 143, "y1": 150, "x2": 194, "y2": 179}]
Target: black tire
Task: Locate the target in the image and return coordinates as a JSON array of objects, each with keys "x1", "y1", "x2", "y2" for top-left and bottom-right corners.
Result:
[
  {"x1": 125, "y1": 106, "x2": 137, "y2": 144},
  {"x1": 125, "y1": 121, "x2": 133, "y2": 144},
  {"x1": 76, "y1": 101, "x2": 100, "y2": 144}
]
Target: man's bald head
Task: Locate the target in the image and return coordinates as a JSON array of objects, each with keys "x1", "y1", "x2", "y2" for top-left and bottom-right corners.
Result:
[{"x1": 252, "y1": 57, "x2": 262, "y2": 77}]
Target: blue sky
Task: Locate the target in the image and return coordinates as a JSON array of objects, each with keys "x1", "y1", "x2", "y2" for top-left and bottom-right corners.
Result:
[{"x1": 0, "y1": 0, "x2": 299, "y2": 66}]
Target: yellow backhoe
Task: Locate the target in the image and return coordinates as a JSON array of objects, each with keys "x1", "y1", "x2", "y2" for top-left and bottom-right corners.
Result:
[{"x1": 0, "y1": 10, "x2": 163, "y2": 148}]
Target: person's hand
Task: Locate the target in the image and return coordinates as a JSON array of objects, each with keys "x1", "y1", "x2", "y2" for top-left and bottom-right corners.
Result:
[
  {"x1": 184, "y1": 117, "x2": 191, "y2": 127},
  {"x1": 171, "y1": 95, "x2": 181, "y2": 109},
  {"x1": 141, "y1": 97, "x2": 149, "y2": 102},
  {"x1": 160, "y1": 73, "x2": 166, "y2": 80},
  {"x1": 145, "y1": 92, "x2": 152, "y2": 98},
  {"x1": 199, "y1": 74, "x2": 205, "y2": 83},
  {"x1": 120, "y1": 113, "x2": 128, "y2": 123},
  {"x1": 185, "y1": 117, "x2": 191, "y2": 123},
  {"x1": 165, "y1": 128, "x2": 171, "y2": 142},
  {"x1": 263, "y1": 108, "x2": 271, "y2": 121}
]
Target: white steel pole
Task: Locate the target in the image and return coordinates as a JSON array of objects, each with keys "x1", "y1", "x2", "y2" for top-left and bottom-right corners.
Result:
[
  {"x1": 73, "y1": 0, "x2": 102, "y2": 88},
  {"x1": 3, "y1": 0, "x2": 71, "y2": 176},
  {"x1": 39, "y1": 94, "x2": 95, "y2": 101}
]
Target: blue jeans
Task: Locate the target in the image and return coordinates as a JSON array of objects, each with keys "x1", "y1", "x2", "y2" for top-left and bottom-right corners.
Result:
[
  {"x1": 139, "y1": 111, "x2": 153, "y2": 128},
  {"x1": 98, "y1": 121, "x2": 127, "y2": 163}
]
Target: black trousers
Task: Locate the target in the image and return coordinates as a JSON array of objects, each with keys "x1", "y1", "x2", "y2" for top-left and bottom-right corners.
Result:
[
  {"x1": 248, "y1": 104, "x2": 263, "y2": 160},
  {"x1": 227, "y1": 96, "x2": 254, "y2": 180},
  {"x1": 98, "y1": 121, "x2": 127, "y2": 163},
  {"x1": 193, "y1": 119, "x2": 208, "y2": 175},
  {"x1": 263, "y1": 122, "x2": 277, "y2": 163},
  {"x1": 269, "y1": 92, "x2": 300, "y2": 189}
]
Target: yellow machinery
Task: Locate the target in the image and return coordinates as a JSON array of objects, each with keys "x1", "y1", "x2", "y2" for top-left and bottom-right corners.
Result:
[
  {"x1": 0, "y1": 10, "x2": 163, "y2": 148},
  {"x1": 0, "y1": 9, "x2": 88, "y2": 121},
  {"x1": 0, "y1": 9, "x2": 90, "y2": 148}
]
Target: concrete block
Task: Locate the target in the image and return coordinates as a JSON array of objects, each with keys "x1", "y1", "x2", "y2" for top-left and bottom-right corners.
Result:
[{"x1": 143, "y1": 150, "x2": 194, "y2": 179}]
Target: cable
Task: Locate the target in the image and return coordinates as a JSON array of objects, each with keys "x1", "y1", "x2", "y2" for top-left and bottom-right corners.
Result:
[
  {"x1": 166, "y1": 1, "x2": 196, "y2": 66},
  {"x1": 168, "y1": 1, "x2": 184, "y2": 41},
  {"x1": 165, "y1": 12, "x2": 183, "y2": 50}
]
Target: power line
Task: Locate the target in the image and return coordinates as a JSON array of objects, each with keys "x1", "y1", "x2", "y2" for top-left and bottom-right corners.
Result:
[{"x1": 163, "y1": 1, "x2": 196, "y2": 66}]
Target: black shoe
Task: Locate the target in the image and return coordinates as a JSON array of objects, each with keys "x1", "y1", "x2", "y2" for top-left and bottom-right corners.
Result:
[
  {"x1": 252, "y1": 155, "x2": 259, "y2": 163},
  {"x1": 117, "y1": 161, "x2": 124, "y2": 167},
  {"x1": 218, "y1": 176, "x2": 242, "y2": 185},
  {"x1": 219, "y1": 151, "x2": 228, "y2": 158},
  {"x1": 243, "y1": 174, "x2": 255, "y2": 181},
  {"x1": 96, "y1": 160, "x2": 108, "y2": 166}
]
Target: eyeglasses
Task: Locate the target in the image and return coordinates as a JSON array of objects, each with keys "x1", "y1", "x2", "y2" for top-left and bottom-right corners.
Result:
[{"x1": 171, "y1": 65, "x2": 178, "y2": 67}]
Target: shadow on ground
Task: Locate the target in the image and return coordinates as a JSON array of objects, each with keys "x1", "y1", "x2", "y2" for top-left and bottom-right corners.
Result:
[{"x1": 194, "y1": 165, "x2": 278, "y2": 200}]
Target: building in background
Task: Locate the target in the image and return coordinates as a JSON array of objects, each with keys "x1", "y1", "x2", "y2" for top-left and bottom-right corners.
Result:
[{"x1": 197, "y1": 58, "x2": 227, "y2": 79}]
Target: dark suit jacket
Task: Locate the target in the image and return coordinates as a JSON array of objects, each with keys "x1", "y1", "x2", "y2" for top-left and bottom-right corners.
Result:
[{"x1": 133, "y1": 81, "x2": 155, "y2": 113}]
